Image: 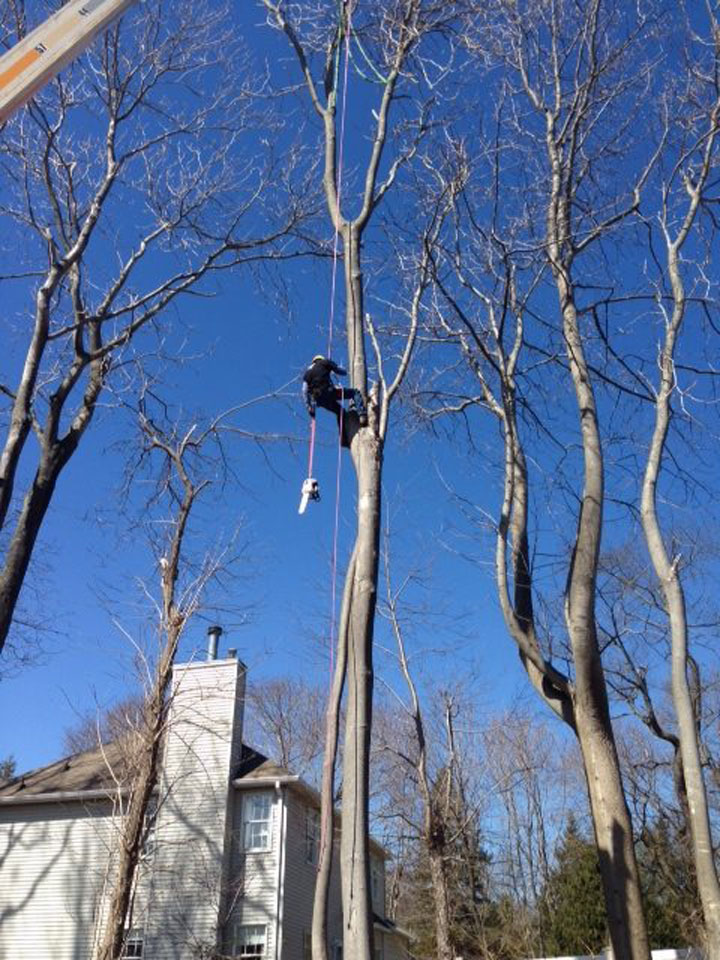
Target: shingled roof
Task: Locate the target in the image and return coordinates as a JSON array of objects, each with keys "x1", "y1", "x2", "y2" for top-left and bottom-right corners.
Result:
[
  {"x1": 0, "y1": 740, "x2": 277, "y2": 802},
  {"x1": 0, "y1": 739, "x2": 135, "y2": 799},
  {"x1": 0, "y1": 741, "x2": 391, "y2": 859}
]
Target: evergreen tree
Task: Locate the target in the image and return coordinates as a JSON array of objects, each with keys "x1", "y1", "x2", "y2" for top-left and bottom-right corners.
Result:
[
  {"x1": 396, "y1": 770, "x2": 493, "y2": 959},
  {"x1": 638, "y1": 821, "x2": 703, "y2": 949},
  {"x1": 539, "y1": 815, "x2": 608, "y2": 956}
]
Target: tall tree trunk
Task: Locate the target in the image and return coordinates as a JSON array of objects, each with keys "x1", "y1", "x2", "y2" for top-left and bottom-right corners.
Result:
[
  {"x1": 388, "y1": 548, "x2": 455, "y2": 960},
  {"x1": 95, "y1": 414, "x2": 211, "y2": 959},
  {"x1": 95, "y1": 677, "x2": 168, "y2": 960},
  {"x1": 558, "y1": 276, "x2": 650, "y2": 960},
  {"x1": 0, "y1": 439, "x2": 79, "y2": 642},
  {"x1": 258, "y1": 8, "x2": 433, "y2": 956},
  {"x1": 313, "y1": 549, "x2": 355, "y2": 960},
  {"x1": 427, "y1": 845, "x2": 453, "y2": 960},
  {"x1": 641, "y1": 245, "x2": 720, "y2": 960},
  {"x1": 339, "y1": 226, "x2": 381, "y2": 960}
]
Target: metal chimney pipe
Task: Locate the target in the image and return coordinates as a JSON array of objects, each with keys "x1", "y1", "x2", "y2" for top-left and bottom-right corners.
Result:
[{"x1": 207, "y1": 625, "x2": 223, "y2": 661}]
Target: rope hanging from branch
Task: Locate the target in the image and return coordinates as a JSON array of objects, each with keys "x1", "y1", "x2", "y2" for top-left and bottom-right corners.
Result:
[{"x1": 327, "y1": 0, "x2": 354, "y2": 673}]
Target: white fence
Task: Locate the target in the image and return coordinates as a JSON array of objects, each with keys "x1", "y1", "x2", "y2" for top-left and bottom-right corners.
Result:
[{"x1": 524, "y1": 950, "x2": 703, "y2": 960}]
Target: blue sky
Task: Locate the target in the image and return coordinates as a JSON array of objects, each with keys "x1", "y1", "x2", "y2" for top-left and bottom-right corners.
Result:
[
  {"x1": 0, "y1": 253, "x2": 525, "y2": 771},
  {"x1": 3, "y1": 0, "x2": 716, "y2": 781},
  {"x1": 0, "y1": 0, "x2": 528, "y2": 770}
]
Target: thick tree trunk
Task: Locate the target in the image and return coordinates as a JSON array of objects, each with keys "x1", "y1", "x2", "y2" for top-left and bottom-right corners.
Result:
[
  {"x1": 95, "y1": 724, "x2": 162, "y2": 960},
  {"x1": 339, "y1": 227, "x2": 380, "y2": 960},
  {"x1": 312, "y1": 549, "x2": 355, "y2": 960},
  {"x1": 427, "y1": 843, "x2": 453, "y2": 960},
  {"x1": 94, "y1": 625, "x2": 179, "y2": 960},
  {"x1": 340, "y1": 437, "x2": 380, "y2": 960},
  {"x1": 0, "y1": 439, "x2": 79, "y2": 644},
  {"x1": 574, "y1": 698, "x2": 650, "y2": 958},
  {"x1": 641, "y1": 243, "x2": 720, "y2": 959},
  {"x1": 559, "y1": 282, "x2": 650, "y2": 960}
]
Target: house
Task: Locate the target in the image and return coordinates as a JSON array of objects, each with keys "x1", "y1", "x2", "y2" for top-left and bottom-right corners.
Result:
[{"x1": 0, "y1": 652, "x2": 410, "y2": 960}]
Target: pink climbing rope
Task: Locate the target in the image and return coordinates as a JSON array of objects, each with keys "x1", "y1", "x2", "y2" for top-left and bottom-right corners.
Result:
[
  {"x1": 327, "y1": 1, "x2": 354, "y2": 676},
  {"x1": 307, "y1": 415, "x2": 316, "y2": 479},
  {"x1": 325, "y1": 0, "x2": 353, "y2": 360},
  {"x1": 316, "y1": 0, "x2": 354, "y2": 884}
]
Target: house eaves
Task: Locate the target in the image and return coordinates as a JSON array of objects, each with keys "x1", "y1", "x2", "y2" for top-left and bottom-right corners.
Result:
[
  {"x1": 373, "y1": 914, "x2": 412, "y2": 942},
  {"x1": 0, "y1": 787, "x2": 129, "y2": 806},
  {"x1": 232, "y1": 767, "x2": 391, "y2": 861}
]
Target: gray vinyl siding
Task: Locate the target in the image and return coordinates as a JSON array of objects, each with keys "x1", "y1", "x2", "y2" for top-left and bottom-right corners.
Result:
[
  {"x1": 375, "y1": 930, "x2": 409, "y2": 960},
  {"x1": 0, "y1": 658, "x2": 406, "y2": 960},
  {"x1": 0, "y1": 659, "x2": 247, "y2": 960},
  {"x1": 279, "y1": 791, "x2": 343, "y2": 960},
  {"x1": 223, "y1": 787, "x2": 281, "y2": 958},
  {"x1": 144, "y1": 659, "x2": 246, "y2": 959},
  {"x1": 370, "y1": 853, "x2": 386, "y2": 917},
  {"x1": 0, "y1": 799, "x2": 116, "y2": 960}
]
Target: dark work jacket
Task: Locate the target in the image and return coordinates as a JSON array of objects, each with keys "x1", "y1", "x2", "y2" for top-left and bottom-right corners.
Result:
[{"x1": 303, "y1": 358, "x2": 346, "y2": 396}]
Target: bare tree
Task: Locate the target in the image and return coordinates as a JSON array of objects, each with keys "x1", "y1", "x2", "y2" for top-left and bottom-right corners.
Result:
[
  {"x1": 63, "y1": 694, "x2": 145, "y2": 756},
  {"x1": 416, "y1": 1, "x2": 677, "y2": 953},
  {"x1": 0, "y1": 755, "x2": 16, "y2": 782},
  {"x1": 482, "y1": 710, "x2": 582, "y2": 911},
  {"x1": 94, "y1": 392, "x2": 248, "y2": 960},
  {"x1": 599, "y1": 540, "x2": 720, "y2": 841},
  {"x1": 379, "y1": 545, "x2": 458, "y2": 960},
  {"x1": 259, "y1": 4, "x2": 459, "y2": 958},
  {"x1": 0, "y1": 0, "x2": 308, "y2": 657},
  {"x1": 638, "y1": 8, "x2": 720, "y2": 954},
  {"x1": 244, "y1": 676, "x2": 326, "y2": 783}
]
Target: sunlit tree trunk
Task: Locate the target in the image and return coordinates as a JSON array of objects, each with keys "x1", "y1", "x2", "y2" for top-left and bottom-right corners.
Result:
[
  {"x1": 260, "y1": 4, "x2": 450, "y2": 958},
  {"x1": 640, "y1": 71, "x2": 720, "y2": 958}
]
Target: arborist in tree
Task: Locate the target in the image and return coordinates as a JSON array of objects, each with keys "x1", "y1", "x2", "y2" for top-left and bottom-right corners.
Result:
[{"x1": 302, "y1": 354, "x2": 367, "y2": 444}]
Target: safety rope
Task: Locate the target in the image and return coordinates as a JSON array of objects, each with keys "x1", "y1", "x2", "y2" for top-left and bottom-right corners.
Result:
[
  {"x1": 326, "y1": 0, "x2": 353, "y2": 676},
  {"x1": 325, "y1": 0, "x2": 352, "y2": 360},
  {"x1": 316, "y1": 0, "x2": 352, "y2": 888},
  {"x1": 306, "y1": 416, "x2": 316, "y2": 480}
]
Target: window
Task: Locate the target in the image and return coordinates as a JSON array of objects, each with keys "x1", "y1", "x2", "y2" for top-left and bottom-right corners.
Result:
[
  {"x1": 243, "y1": 793, "x2": 271, "y2": 852},
  {"x1": 371, "y1": 859, "x2": 383, "y2": 904},
  {"x1": 140, "y1": 799, "x2": 158, "y2": 862},
  {"x1": 303, "y1": 930, "x2": 312, "y2": 960},
  {"x1": 305, "y1": 807, "x2": 321, "y2": 865},
  {"x1": 233, "y1": 924, "x2": 267, "y2": 957},
  {"x1": 121, "y1": 932, "x2": 143, "y2": 958}
]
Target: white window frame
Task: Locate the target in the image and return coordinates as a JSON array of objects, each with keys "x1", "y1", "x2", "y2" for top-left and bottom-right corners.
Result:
[
  {"x1": 233, "y1": 923, "x2": 267, "y2": 957},
  {"x1": 305, "y1": 806, "x2": 321, "y2": 865},
  {"x1": 139, "y1": 798, "x2": 158, "y2": 863},
  {"x1": 121, "y1": 931, "x2": 144, "y2": 959},
  {"x1": 242, "y1": 792, "x2": 272, "y2": 852}
]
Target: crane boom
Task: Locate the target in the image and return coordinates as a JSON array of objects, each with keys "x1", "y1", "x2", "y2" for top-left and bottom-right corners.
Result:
[{"x1": 0, "y1": 0, "x2": 139, "y2": 123}]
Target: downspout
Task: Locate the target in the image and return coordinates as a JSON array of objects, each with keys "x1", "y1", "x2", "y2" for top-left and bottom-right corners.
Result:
[{"x1": 274, "y1": 780, "x2": 287, "y2": 960}]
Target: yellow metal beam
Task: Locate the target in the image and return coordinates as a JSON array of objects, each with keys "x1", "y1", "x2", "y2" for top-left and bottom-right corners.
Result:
[{"x1": 0, "y1": 0, "x2": 139, "y2": 123}]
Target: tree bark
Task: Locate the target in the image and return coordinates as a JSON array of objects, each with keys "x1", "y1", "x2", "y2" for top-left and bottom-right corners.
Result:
[
  {"x1": 640, "y1": 114, "x2": 720, "y2": 952},
  {"x1": 554, "y1": 255, "x2": 650, "y2": 960},
  {"x1": 312, "y1": 549, "x2": 355, "y2": 960},
  {"x1": 259, "y1": 7, "x2": 435, "y2": 957},
  {"x1": 94, "y1": 408, "x2": 221, "y2": 960},
  {"x1": 341, "y1": 389, "x2": 381, "y2": 960},
  {"x1": 427, "y1": 845, "x2": 454, "y2": 960}
]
